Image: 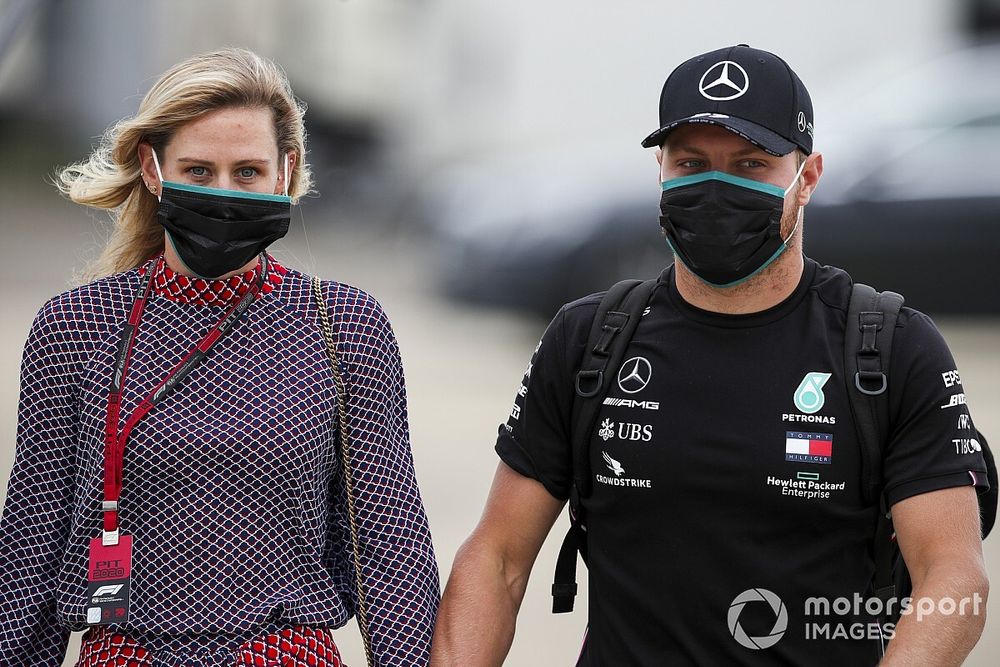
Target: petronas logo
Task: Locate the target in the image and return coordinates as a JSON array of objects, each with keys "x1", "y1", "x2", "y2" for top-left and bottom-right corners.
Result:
[{"x1": 794, "y1": 372, "x2": 832, "y2": 414}]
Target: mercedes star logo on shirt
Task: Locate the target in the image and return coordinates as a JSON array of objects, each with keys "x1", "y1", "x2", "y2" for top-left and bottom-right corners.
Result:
[
  {"x1": 698, "y1": 60, "x2": 750, "y2": 101},
  {"x1": 617, "y1": 356, "x2": 652, "y2": 394}
]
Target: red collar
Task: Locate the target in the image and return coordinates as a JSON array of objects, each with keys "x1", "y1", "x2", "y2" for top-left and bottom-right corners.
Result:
[{"x1": 138, "y1": 255, "x2": 288, "y2": 306}]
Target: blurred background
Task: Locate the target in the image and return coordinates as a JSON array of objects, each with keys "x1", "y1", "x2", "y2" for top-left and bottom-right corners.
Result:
[{"x1": 0, "y1": 0, "x2": 998, "y2": 664}]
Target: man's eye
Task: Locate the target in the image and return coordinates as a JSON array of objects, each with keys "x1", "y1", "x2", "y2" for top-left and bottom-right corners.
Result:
[
  {"x1": 740, "y1": 159, "x2": 766, "y2": 169},
  {"x1": 238, "y1": 167, "x2": 257, "y2": 178},
  {"x1": 678, "y1": 160, "x2": 703, "y2": 169}
]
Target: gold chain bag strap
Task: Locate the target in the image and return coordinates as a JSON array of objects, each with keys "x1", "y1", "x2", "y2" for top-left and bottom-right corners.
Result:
[{"x1": 312, "y1": 276, "x2": 375, "y2": 667}]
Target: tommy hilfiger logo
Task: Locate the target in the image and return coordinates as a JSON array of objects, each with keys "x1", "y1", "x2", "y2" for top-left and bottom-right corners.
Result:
[{"x1": 785, "y1": 431, "x2": 833, "y2": 465}]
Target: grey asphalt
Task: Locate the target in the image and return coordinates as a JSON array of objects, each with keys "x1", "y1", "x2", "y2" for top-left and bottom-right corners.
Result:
[{"x1": 1, "y1": 175, "x2": 996, "y2": 665}]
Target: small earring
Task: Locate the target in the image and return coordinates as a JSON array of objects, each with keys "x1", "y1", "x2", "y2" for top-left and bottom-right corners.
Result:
[{"x1": 147, "y1": 182, "x2": 157, "y2": 195}]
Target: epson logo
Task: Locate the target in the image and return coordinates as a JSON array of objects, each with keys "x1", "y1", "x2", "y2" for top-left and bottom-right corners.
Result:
[{"x1": 603, "y1": 398, "x2": 660, "y2": 411}]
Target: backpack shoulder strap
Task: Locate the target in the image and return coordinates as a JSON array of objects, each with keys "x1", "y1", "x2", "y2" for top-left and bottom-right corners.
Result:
[
  {"x1": 844, "y1": 282, "x2": 904, "y2": 610},
  {"x1": 844, "y1": 282, "x2": 904, "y2": 506},
  {"x1": 570, "y1": 278, "x2": 658, "y2": 501},
  {"x1": 552, "y1": 278, "x2": 657, "y2": 613},
  {"x1": 570, "y1": 280, "x2": 656, "y2": 500}
]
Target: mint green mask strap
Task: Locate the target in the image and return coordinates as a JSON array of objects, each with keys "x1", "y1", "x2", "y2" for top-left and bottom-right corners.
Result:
[
  {"x1": 661, "y1": 160, "x2": 806, "y2": 199},
  {"x1": 160, "y1": 181, "x2": 292, "y2": 203}
]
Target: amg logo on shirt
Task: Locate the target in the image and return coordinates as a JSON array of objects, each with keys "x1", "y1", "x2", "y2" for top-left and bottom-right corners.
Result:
[{"x1": 603, "y1": 398, "x2": 660, "y2": 411}]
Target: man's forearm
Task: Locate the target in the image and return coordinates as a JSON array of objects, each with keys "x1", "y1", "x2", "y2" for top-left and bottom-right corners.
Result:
[
  {"x1": 880, "y1": 565, "x2": 988, "y2": 666},
  {"x1": 431, "y1": 536, "x2": 526, "y2": 667}
]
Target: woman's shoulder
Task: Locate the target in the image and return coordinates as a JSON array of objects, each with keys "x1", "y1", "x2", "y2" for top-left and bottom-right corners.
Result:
[
  {"x1": 31, "y1": 268, "x2": 141, "y2": 337},
  {"x1": 279, "y1": 265, "x2": 390, "y2": 324}
]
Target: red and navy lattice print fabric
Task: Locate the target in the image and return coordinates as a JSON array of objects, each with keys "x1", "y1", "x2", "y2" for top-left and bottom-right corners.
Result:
[
  {"x1": 77, "y1": 625, "x2": 345, "y2": 666},
  {"x1": 138, "y1": 257, "x2": 288, "y2": 306},
  {"x1": 0, "y1": 255, "x2": 439, "y2": 666}
]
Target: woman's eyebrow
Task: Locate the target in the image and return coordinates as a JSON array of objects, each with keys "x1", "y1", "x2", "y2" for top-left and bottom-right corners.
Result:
[{"x1": 174, "y1": 157, "x2": 273, "y2": 165}]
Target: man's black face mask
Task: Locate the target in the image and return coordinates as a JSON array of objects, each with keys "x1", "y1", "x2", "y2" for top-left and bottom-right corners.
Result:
[{"x1": 658, "y1": 163, "x2": 804, "y2": 288}]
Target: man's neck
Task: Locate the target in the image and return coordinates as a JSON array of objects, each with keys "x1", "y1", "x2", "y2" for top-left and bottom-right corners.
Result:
[{"x1": 672, "y1": 250, "x2": 805, "y2": 315}]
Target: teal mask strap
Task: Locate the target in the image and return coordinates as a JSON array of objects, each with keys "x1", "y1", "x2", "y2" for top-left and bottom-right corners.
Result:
[{"x1": 160, "y1": 181, "x2": 292, "y2": 204}]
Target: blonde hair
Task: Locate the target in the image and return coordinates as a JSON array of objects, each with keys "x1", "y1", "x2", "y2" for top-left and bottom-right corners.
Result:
[{"x1": 59, "y1": 48, "x2": 312, "y2": 281}]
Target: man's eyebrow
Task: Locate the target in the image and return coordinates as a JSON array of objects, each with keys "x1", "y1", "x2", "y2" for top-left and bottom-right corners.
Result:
[
  {"x1": 670, "y1": 145, "x2": 708, "y2": 156},
  {"x1": 668, "y1": 145, "x2": 766, "y2": 157}
]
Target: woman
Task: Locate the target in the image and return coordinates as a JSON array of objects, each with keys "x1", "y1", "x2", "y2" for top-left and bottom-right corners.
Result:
[{"x1": 0, "y1": 48, "x2": 439, "y2": 667}]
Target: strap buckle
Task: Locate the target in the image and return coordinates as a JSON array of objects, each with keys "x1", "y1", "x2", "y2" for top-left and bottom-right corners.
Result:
[
  {"x1": 855, "y1": 371, "x2": 888, "y2": 396},
  {"x1": 575, "y1": 370, "x2": 604, "y2": 398}
]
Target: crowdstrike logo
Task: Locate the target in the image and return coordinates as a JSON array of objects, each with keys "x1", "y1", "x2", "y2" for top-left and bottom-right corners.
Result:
[
  {"x1": 603, "y1": 451, "x2": 625, "y2": 476},
  {"x1": 728, "y1": 588, "x2": 788, "y2": 650},
  {"x1": 617, "y1": 357, "x2": 652, "y2": 394},
  {"x1": 699, "y1": 61, "x2": 750, "y2": 101}
]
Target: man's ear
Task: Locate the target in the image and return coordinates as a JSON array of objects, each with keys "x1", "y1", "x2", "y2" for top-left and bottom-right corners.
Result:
[
  {"x1": 655, "y1": 147, "x2": 664, "y2": 183},
  {"x1": 796, "y1": 152, "x2": 823, "y2": 207}
]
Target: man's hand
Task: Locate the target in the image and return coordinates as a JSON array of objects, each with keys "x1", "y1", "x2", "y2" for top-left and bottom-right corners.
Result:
[
  {"x1": 430, "y1": 462, "x2": 565, "y2": 667},
  {"x1": 880, "y1": 486, "x2": 989, "y2": 666}
]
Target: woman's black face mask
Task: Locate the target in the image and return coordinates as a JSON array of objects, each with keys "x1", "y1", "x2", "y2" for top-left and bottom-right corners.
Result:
[
  {"x1": 152, "y1": 150, "x2": 291, "y2": 279},
  {"x1": 658, "y1": 163, "x2": 804, "y2": 288}
]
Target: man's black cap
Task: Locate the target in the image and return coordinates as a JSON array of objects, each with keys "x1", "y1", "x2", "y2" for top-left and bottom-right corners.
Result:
[{"x1": 641, "y1": 44, "x2": 813, "y2": 156}]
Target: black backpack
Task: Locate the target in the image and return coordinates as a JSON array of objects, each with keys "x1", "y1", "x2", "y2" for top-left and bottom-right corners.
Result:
[{"x1": 551, "y1": 279, "x2": 998, "y2": 623}]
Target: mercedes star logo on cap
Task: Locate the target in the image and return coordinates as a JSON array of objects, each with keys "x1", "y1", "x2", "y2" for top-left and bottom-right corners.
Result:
[{"x1": 698, "y1": 60, "x2": 750, "y2": 101}]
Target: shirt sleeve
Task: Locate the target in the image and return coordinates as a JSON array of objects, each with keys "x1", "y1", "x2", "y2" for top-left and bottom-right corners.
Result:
[
  {"x1": 323, "y1": 282, "x2": 440, "y2": 667},
  {"x1": 0, "y1": 298, "x2": 77, "y2": 666},
  {"x1": 495, "y1": 300, "x2": 595, "y2": 501},
  {"x1": 882, "y1": 308, "x2": 989, "y2": 508}
]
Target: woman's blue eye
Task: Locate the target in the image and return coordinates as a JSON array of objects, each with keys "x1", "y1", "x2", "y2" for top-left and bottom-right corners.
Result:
[
  {"x1": 189, "y1": 166, "x2": 208, "y2": 177},
  {"x1": 238, "y1": 167, "x2": 257, "y2": 178}
]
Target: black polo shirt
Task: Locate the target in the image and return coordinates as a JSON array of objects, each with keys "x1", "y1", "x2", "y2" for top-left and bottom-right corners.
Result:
[{"x1": 496, "y1": 257, "x2": 988, "y2": 666}]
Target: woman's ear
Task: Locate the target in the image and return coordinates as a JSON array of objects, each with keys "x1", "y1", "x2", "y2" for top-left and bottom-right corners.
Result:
[
  {"x1": 276, "y1": 150, "x2": 298, "y2": 195},
  {"x1": 137, "y1": 142, "x2": 160, "y2": 195}
]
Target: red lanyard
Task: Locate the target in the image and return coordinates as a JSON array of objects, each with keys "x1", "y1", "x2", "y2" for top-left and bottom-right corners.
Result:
[{"x1": 102, "y1": 254, "x2": 267, "y2": 545}]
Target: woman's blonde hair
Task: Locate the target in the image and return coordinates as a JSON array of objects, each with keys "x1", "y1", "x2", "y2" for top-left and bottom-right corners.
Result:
[{"x1": 59, "y1": 47, "x2": 312, "y2": 281}]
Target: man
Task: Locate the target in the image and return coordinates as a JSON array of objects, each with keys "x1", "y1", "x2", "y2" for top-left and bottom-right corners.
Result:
[{"x1": 431, "y1": 45, "x2": 989, "y2": 665}]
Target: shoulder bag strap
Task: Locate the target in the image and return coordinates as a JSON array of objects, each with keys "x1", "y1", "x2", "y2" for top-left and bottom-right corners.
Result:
[{"x1": 312, "y1": 276, "x2": 375, "y2": 667}]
